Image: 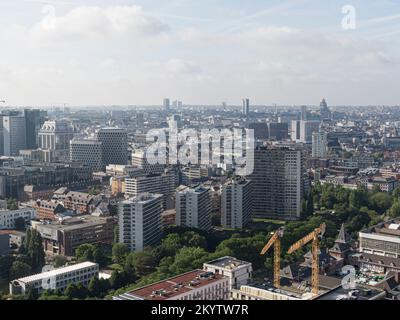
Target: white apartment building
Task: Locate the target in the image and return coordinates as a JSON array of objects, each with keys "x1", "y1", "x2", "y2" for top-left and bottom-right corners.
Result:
[
  {"x1": 175, "y1": 185, "x2": 212, "y2": 231},
  {"x1": 119, "y1": 193, "x2": 163, "y2": 252},
  {"x1": 9, "y1": 262, "x2": 99, "y2": 295},
  {"x1": 312, "y1": 131, "x2": 328, "y2": 158},
  {"x1": 0, "y1": 208, "x2": 36, "y2": 229},
  {"x1": 221, "y1": 178, "x2": 252, "y2": 229},
  {"x1": 124, "y1": 172, "x2": 176, "y2": 209},
  {"x1": 131, "y1": 150, "x2": 165, "y2": 174},
  {"x1": 203, "y1": 256, "x2": 252, "y2": 290}
]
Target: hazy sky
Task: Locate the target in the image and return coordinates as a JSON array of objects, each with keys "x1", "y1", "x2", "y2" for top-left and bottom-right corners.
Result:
[{"x1": 1, "y1": 0, "x2": 400, "y2": 106}]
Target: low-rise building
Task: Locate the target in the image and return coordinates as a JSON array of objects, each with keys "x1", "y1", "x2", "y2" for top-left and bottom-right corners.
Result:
[
  {"x1": 203, "y1": 256, "x2": 252, "y2": 290},
  {"x1": 0, "y1": 208, "x2": 36, "y2": 229},
  {"x1": 113, "y1": 270, "x2": 229, "y2": 300},
  {"x1": 34, "y1": 215, "x2": 116, "y2": 256},
  {"x1": 9, "y1": 262, "x2": 99, "y2": 295}
]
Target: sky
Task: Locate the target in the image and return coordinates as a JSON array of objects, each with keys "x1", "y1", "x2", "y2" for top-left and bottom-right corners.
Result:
[{"x1": 0, "y1": 0, "x2": 400, "y2": 107}]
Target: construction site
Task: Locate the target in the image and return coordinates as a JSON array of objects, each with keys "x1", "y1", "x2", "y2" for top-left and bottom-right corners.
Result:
[{"x1": 230, "y1": 223, "x2": 395, "y2": 300}]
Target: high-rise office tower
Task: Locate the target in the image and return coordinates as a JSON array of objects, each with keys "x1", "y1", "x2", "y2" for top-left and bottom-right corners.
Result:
[
  {"x1": 268, "y1": 122, "x2": 289, "y2": 141},
  {"x1": 299, "y1": 120, "x2": 321, "y2": 144},
  {"x1": 0, "y1": 115, "x2": 3, "y2": 155},
  {"x1": 163, "y1": 98, "x2": 170, "y2": 112},
  {"x1": 242, "y1": 98, "x2": 250, "y2": 116},
  {"x1": 248, "y1": 122, "x2": 269, "y2": 140},
  {"x1": 249, "y1": 146, "x2": 307, "y2": 220},
  {"x1": 131, "y1": 150, "x2": 165, "y2": 175},
  {"x1": 175, "y1": 185, "x2": 212, "y2": 231},
  {"x1": 70, "y1": 139, "x2": 103, "y2": 171},
  {"x1": 312, "y1": 131, "x2": 328, "y2": 158},
  {"x1": 24, "y1": 109, "x2": 43, "y2": 149},
  {"x1": 119, "y1": 193, "x2": 163, "y2": 252},
  {"x1": 3, "y1": 115, "x2": 26, "y2": 156},
  {"x1": 221, "y1": 178, "x2": 252, "y2": 229},
  {"x1": 300, "y1": 105, "x2": 308, "y2": 121},
  {"x1": 97, "y1": 128, "x2": 128, "y2": 166}
]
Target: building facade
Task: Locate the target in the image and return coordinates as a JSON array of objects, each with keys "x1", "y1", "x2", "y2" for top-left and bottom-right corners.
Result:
[
  {"x1": 249, "y1": 146, "x2": 307, "y2": 220},
  {"x1": 9, "y1": 262, "x2": 99, "y2": 295},
  {"x1": 118, "y1": 193, "x2": 163, "y2": 252},
  {"x1": 175, "y1": 185, "x2": 212, "y2": 231},
  {"x1": 221, "y1": 178, "x2": 252, "y2": 229}
]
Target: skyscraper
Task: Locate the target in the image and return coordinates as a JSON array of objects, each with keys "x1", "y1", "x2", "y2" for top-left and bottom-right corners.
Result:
[
  {"x1": 221, "y1": 178, "x2": 252, "y2": 229},
  {"x1": 124, "y1": 172, "x2": 176, "y2": 209},
  {"x1": 163, "y1": 98, "x2": 170, "y2": 112},
  {"x1": 300, "y1": 105, "x2": 308, "y2": 121},
  {"x1": 119, "y1": 193, "x2": 163, "y2": 252},
  {"x1": 3, "y1": 115, "x2": 26, "y2": 156},
  {"x1": 312, "y1": 131, "x2": 328, "y2": 158},
  {"x1": 70, "y1": 139, "x2": 103, "y2": 171},
  {"x1": 175, "y1": 185, "x2": 212, "y2": 231},
  {"x1": 299, "y1": 120, "x2": 321, "y2": 144},
  {"x1": 249, "y1": 146, "x2": 307, "y2": 220},
  {"x1": 24, "y1": 109, "x2": 43, "y2": 149},
  {"x1": 97, "y1": 128, "x2": 128, "y2": 166},
  {"x1": 242, "y1": 98, "x2": 250, "y2": 116}
]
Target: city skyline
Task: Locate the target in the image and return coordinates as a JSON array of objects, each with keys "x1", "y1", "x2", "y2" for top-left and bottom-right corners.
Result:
[{"x1": 1, "y1": 0, "x2": 400, "y2": 106}]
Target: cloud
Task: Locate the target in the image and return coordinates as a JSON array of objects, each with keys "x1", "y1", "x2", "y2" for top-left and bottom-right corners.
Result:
[{"x1": 29, "y1": 5, "x2": 169, "y2": 44}]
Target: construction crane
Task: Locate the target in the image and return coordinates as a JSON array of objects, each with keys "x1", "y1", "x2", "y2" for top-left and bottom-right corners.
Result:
[
  {"x1": 287, "y1": 223, "x2": 326, "y2": 296},
  {"x1": 260, "y1": 227, "x2": 284, "y2": 289}
]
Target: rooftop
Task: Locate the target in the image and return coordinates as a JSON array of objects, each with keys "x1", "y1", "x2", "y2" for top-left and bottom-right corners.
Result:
[
  {"x1": 114, "y1": 270, "x2": 225, "y2": 300},
  {"x1": 361, "y1": 219, "x2": 400, "y2": 239},
  {"x1": 204, "y1": 256, "x2": 252, "y2": 269},
  {"x1": 13, "y1": 262, "x2": 98, "y2": 284}
]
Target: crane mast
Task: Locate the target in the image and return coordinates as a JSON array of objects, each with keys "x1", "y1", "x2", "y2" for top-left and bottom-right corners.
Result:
[
  {"x1": 260, "y1": 228, "x2": 284, "y2": 289},
  {"x1": 287, "y1": 223, "x2": 326, "y2": 296}
]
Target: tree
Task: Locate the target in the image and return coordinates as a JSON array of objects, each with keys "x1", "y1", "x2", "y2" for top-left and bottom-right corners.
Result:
[
  {"x1": 24, "y1": 229, "x2": 45, "y2": 271},
  {"x1": 9, "y1": 261, "x2": 31, "y2": 280},
  {"x1": 112, "y1": 243, "x2": 129, "y2": 264},
  {"x1": 6, "y1": 198, "x2": 18, "y2": 210},
  {"x1": 75, "y1": 244, "x2": 96, "y2": 262},
  {"x1": 64, "y1": 283, "x2": 88, "y2": 300},
  {"x1": 389, "y1": 202, "x2": 400, "y2": 218},
  {"x1": 88, "y1": 276, "x2": 110, "y2": 298},
  {"x1": 169, "y1": 247, "x2": 210, "y2": 274},
  {"x1": 0, "y1": 255, "x2": 15, "y2": 279},
  {"x1": 14, "y1": 217, "x2": 26, "y2": 231},
  {"x1": 368, "y1": 192, "x2": 392, "y2": 214},
  {"x1": 26, "y1": 286, "x2": 39, "y2": 300},
  {"x1": 92, "y1": 247, "x2": 108, "y2": 267},
  {"x1": 53, "y1": 255, "x2": 67, "y2": 268},
  {"x1": 125, "y1": 250, "x2": 157, "y2": 277},
  {"x1": 349, "y1": 188, "x2": 368, "y2": 209},
  {"x1": 182, "y1": 232, "x2": 207, "y2": 249}
]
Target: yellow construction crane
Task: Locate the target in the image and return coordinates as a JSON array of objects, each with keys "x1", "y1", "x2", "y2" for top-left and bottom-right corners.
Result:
[
  {"x1": 287, "y1": 223, "x2": 326, "y2": 295},
  {"x1": 260, "y1": 227, "x2": 284, "y2": 289}
]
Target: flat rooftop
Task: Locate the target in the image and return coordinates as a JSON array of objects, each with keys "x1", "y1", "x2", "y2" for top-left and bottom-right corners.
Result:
[
  {"x1": 35, "y1": 215, "x2": 113, "y2": 232},
  {"x1": 204, "y1": 256, "x2": 251, "y2": 269},
  {"x1": 316, "y1": 284, "x2": 385, "y2": 300},
  {"x1": 13, "y1": 262, "x2": 98, "y2": 284},
  {"x1": 114, "y1": 270, "x2": 225, "y2": 300},
  {"x1": 361, "y1": 220, "x2": 400, "y2": 239}
]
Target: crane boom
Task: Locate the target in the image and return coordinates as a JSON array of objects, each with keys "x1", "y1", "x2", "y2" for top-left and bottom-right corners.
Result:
[
  {"x1": 287, "y1": 223, "x2": 326, "y2": 254},
  {"x1": 286, "y1": 223, "x2": 326, "y2": 296},
  {"x1": 260, "y1": 231, "x2": 280, "y2": 255},
  {"x1": 260, "y1": 228, "x2": 284, "y2": 289}
]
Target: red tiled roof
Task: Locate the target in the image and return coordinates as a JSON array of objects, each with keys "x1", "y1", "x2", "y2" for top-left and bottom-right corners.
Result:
[{"x1": 128, "y1": 270, "x2": 225, "y2": 300}]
